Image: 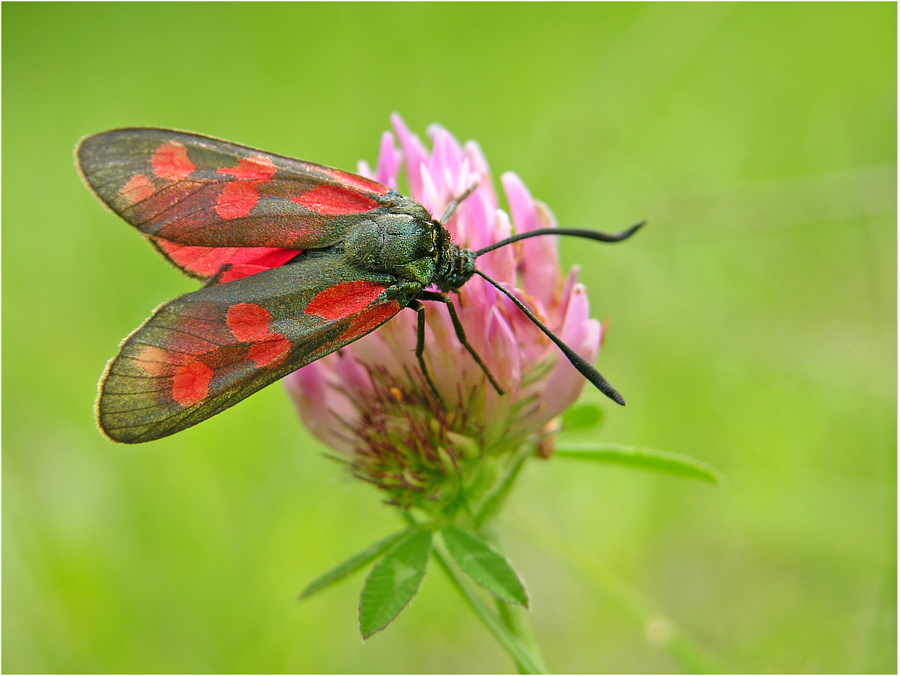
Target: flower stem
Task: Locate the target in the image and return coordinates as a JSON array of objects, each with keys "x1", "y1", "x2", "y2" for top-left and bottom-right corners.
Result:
[
  {"x1": 475, "y1": 446, "x2": 530, "y2": 528},
  {"x1": 402, "y1": 513, "x2": 549, "y2": 674},
  {"x1": 434, "y1": 545, "x2": 549, "y2": 674},
  {"x1": 496, "y1": 597, "x2": 545, "y2": 673}
]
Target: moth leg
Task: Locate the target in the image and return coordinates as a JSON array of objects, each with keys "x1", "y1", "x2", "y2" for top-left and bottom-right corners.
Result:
[
  {"x1": 439, "y1": 182, "x2": 479, "y2": 223},
  {"x1": 408, "y1": 299, "x2": 445, "y2": 405},
  {"x1": 418, "y1": 291, "x2": 505, "y2": 396}
]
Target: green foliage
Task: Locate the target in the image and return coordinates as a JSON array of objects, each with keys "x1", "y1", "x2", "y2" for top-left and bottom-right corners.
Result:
[
  {"x1": 359, "y1": 527, "x2": 432, "y2": 638},
  {"x1": 441, "y1": 526, "x2": 529, "y2": 607},
  {"x1": 299, "y1": 528, "x2": 412, "y2": 600},
  {"x1": 303, "y1": 519, "x2": 531, "y2": 649},
  {"x1": 555, "y1": 443, "x2": 724, "y2": 484}
]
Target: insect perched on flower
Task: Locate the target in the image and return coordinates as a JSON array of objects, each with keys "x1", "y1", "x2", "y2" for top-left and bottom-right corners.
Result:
[{"x1": 78, "y1": 117, "x2": 641, "y2": 444}]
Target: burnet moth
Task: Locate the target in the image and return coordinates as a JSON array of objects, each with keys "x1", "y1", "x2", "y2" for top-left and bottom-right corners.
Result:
[{"x1": 78, "y1": 129, "x2": 641, "y2": 443}]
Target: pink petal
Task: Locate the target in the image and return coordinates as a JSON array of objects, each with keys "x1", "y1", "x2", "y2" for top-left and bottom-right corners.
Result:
[
  {"x1": 418, "y1": 165, "x2": 442, "y2": 218},
  {"x1": 332, "y1": 350, "x2": 374, "y2": 393},
  {"x1": 374, "y1": 131, "x2": 402, "y2": 188},
  {"x1": 531, "y1": 200, "x2": 564, "y2": 291},
  {"x1": 457, "y1": 276, "x2": 495, "y2": 345},
  {"x1": 453, "y1": 185, "x2": 487, "y2": 250},
  {"x1": 550, "y1": 266, "x2": 581, "y2": 327},
  {"x1": 475, "y1": 209, "x2": 515, "y2": 284},
  {"x1": 495, "y1": 285, "x2": 554, "y2": 366},
  {"x1": 351, "y1": 310, "x2": 417, "y2": 378},
  {"x1": 484, "y1": 306, "x2": 522, "y2": 393},
  {"x1": 501, "y1": 173, "x2": 562, "y2": 308},
  {"x1": 356, "y1": 160, "x2": 374, "y2": 180},
  {"x1": 429, "y1": 126, "x2": 465, "y2": 185},
  {"x1": 425, "y1": 302, "x2": 473, "y2": 401},
  {"x1": 537, "y1": 285, "x2": 601, "y2": 425},
  {"x1": 284, "y1": 363, "x2": 357, "y2": 455},
  {"x1": 357, "y1": 132, "x2": 401, "y2": 189},
  {"x1": 560, "y1": 267, "x2": 579, "y2": 311},
  {"x1": 502, "y1": 171, "x2": 538, "y2": 233},
  {"x1": 391, "y1": 113, "x2": 429, "y2": 198},
  {"x1": 557, "y1": 283, "x2": 592, "y2": 357},
  {"x1": 464, "y1": 141, "x2": 497, "y2": 210}
]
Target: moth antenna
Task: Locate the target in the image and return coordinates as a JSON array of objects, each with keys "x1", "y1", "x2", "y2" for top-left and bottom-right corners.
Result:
[
  {"x1": 474, "y1": 269, "x2": 626, "y2": 406},
  {"x1": 440, "y1": 182, "x2": 480, "y2": 223},
  {"x1": 475, "y1": 222, "x2": 645, "y2": 257}
]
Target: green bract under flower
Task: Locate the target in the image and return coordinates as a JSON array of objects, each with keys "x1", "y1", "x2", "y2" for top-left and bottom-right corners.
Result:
[{"x1": 285, "y1": 114, "x2": 606, "y2": 513}]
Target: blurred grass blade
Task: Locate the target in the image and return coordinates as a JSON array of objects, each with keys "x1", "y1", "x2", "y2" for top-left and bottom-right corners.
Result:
[
  {"x1": 299, "y1": 527, "x2": 413, "y2": 600},
  {"x1": 441, "y1": 526, "x2": 529, "y2": 608},
  {"x1": 359, "y1": 527, "x2": 433, "y2": 639},
  {"x1": 561, "y1": 403, "x2": 605, "y2": 430},
  {"x1": 554, "y1": 443, "x2": 724, "y2": 484},
  {"x1": 510, "y1": 505, "x2": 729, "y2": 674}
]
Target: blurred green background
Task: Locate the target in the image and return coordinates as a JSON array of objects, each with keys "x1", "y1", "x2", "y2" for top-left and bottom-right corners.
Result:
[{"x1": 3, "y1": 3, "x2": 895, "y2": 673}]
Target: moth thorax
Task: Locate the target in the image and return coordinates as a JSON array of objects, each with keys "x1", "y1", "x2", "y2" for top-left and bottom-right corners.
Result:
[{"x1": 345, "y1": 215, "x2": 436, "y2": 273}]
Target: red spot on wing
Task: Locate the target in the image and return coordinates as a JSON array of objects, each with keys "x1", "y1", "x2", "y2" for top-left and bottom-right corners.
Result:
[
  {"x1": 291, "y1": 185, "x2": 379, "y2": 215},
  {"x1": 130, "y1": 300, "x2": 295, "y2": 412},
  {"x1": 152, "y1": 142, "x2": 196, "y2": 181},
  {"x1": 154, "y1": 240, "x2": 301, "y2": 282},
  {"x1": 172, "y1": 360, "x2": 214, "y2": 406},
  {"x1": 249, "y1": 335, "x2": 291, "y2": 367},
  {"x1": 227, "y1": 303, "x2": 272, "y2": 342},
  {"x1": 120, "y1": 174, "x2": 155, "y2": 204},
  {"x1": 226, "y1": 303, "x2": 291, "y2": 368},
  {"x1": 218, "y1": 156, "x2": 277, "y2": 182},
  {"x1": 216, "y1": 181, "x2": 259, "y2": 219},
  {"x1": 306, "y1": 280, "x2": 386, "y2": 320},
  {"x1": 340, "y1": 301, "x2": 400, "y2": 341},
  {"x1": 321, "y1": 168, "x2": 391, "y2": 195}
]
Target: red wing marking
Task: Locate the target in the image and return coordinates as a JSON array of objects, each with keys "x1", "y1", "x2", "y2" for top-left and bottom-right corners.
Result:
[
  {"x1": 340, "y1": 301, "x2": 401, "y2": 341},
  {"x1": 226, "y1": 302, "x2": 290, "y2": 367},
  {"x1": 216, "y1": 263, "x2": 283, "y2": 283},
  {"x1": 120, "y1": 174, "x2": 155, "y2": 204},
  {"x1": 218, "y1": 156, "x2": 277, "y2": 182},
  {"x1": 217, "y1": 265, "x2": 271, "y2": 283},
  {"x1": 306, "y1": 280, "x2": 386, "y2": 320},
  {"x1": 320, "y1": 167, "x2": 391, "y2": 195},
  {"x1": 154, "y1": 241, "x2": 301, "y2": 283},
  {"x1": 227, "y1": 303, "x2": 272, "y2": 342},
  {"x1": 248, "y1": 335, "x2": 291, "y2": 367},
  {"x1": 152, "y1": 142, "x2": 196, "y2": 181},
  {"x1": 291, "y1": 185, "x2": 380, "y2": 215},
  {"x1": 216, "y1": 181, "x2": 259, "y2": 219},
  {"x1": 172, "y1": 360, "x2": 214, "y2": 406},
  {"x1": 135, "y1": 302, "x2": 296, "y2": 410},
  {"x1": 136, "y1": 345, "x2": 172, "y2": 376}
]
